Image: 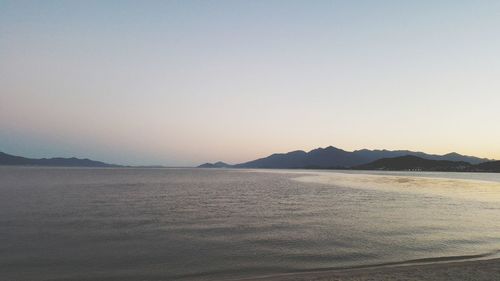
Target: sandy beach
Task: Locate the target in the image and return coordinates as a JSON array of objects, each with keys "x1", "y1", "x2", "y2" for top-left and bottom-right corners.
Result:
[{"x1": 245, "y1": 258, "x2": 500, "y2": 281}]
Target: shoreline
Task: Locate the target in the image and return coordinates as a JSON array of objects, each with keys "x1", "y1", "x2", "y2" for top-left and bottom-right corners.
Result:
[{"x1": 240, "y1": 257, "x2": 500, "y2": 281}]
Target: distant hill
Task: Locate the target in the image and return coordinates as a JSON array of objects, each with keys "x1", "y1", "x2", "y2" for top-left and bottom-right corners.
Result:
[
  {"x1": 232, "y1": 146, "x2": 491, "y2": 169},
  {"x1": 0, "y1": 152, "x2": 120, "y2": 167},
  {"x1": 198, "y1": 161, "x2": 232, "y2": 168},
  {"x1": 352, "y1": 150, "x2": 489, "y2": 165},
  {"x1": 353, "y1": 155, "x2": 472, "y2": 171},
  {"x1": 472, "y1": 161, "x2": 500, "y2": 172}
]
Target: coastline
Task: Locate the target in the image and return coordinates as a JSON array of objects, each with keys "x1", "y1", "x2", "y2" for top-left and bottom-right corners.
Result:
[
  {"x1": 242, "y1": 257, "x2": 500, "y2": 281},
  {"x1": 291, "y1": 170, "x2": 500, "y2": 203}
]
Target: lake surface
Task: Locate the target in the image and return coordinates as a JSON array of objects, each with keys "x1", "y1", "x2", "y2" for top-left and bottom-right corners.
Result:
[{"x1": 1, "y1": 167, "x2": 500, "y2": 281}]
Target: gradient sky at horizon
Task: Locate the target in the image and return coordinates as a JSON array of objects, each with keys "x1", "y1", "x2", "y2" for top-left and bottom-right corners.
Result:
[{"x1": 1, "y1": 0, "x2": 500, "y2": 166}]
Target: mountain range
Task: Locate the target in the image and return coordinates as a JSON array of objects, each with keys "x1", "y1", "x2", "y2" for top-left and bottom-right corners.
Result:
[
  {"x1": 0, "y1": 152, "x2": 119, "y2": 167},
  {"x1": 201, "y1": 146, "x2": 491, "y2": 169},
  {"x1": 201, "y1": 147, "x2": 500, "y2": 172},
  {"x1": 2, "y1": 146, "x2": 497, "y2": 172}
]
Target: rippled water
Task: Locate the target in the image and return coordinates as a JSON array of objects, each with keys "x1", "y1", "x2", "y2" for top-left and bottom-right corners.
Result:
[{"x1": 1, "y1": 167, "x2": 500, "y2": 281}]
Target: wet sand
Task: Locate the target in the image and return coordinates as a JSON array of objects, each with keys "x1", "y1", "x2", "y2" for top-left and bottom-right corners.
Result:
[{"x1": 244, "y1": 258, "x2": 500, "y2": 281}]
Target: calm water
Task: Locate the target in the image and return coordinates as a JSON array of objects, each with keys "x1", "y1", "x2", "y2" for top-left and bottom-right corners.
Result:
[{"x1": 1, "y1": 167, "x2": 500, "y2": 281}]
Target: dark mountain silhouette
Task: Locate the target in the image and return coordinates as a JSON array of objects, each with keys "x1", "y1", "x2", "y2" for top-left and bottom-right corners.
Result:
[
  {"x1": 0, "y1": 151, "x2": 119, "y2": 167},
  {"x1": 233, "y1": 150, "x2": 308, "y2": 169},
  {"x1": 350, "y1": 149, "x2": 490, "y2": 165},
  {"x1": 354, "y1": 155, "x2": 472, "y2": 171},
  {"x1": 233, "y1": 146, "x2": 491, "y2": 169},
  {"x1": 198, "y1": 161, "x2": 232, "y2": 168},
  {"x1": 472, "y1": 161, "x2": 500, "y2": 172}
]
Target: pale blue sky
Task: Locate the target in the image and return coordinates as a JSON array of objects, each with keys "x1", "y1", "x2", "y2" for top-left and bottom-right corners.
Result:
[{"x1": 1, "y1": 0, "x2": 499, "y2": 165}]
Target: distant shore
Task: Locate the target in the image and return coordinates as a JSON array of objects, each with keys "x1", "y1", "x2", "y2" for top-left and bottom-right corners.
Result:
[{"x1": 243, "y1": 257, "x2": 500, "y2": 281}]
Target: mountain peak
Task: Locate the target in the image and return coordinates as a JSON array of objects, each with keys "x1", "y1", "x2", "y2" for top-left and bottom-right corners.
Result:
[{"x1": 310, "y1": 146, "x2": 343, "y2": 153}]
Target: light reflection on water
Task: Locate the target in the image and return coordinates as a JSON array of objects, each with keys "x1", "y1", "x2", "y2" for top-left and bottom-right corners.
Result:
[
  {"x1": 1, "y1": 167, "x2": 500, "y2": 281},
  {"x1": 294, "y1": 170, "x2": 500, "y2": 202}
]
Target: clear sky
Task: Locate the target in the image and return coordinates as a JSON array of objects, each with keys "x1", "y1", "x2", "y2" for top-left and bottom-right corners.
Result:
[{"x1": 1, "y1": 0, "x2": 499, "y2": 166}]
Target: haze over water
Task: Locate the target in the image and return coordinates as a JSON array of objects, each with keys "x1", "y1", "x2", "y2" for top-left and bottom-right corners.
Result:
[{"x1": 2, "y1": 167, "x2": 500, "y2": 281}]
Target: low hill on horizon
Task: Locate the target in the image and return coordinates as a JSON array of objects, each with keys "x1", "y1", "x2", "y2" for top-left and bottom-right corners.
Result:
[
  {"x1": 353, "y1": 155, "x2": 500, "y2": 173},
  {"x1": 353, "y1": 155, "x2": 472, "y2": 171},
  {"x1": 0, "y1": 151, "x2": 120, "y2": 167},
  {"x1": 198, "y1": 161, "x2": 232, "y2": 168},
  {"x1": 231, "y1": 146, "x2": 492, "y2": 169},
  {"x1": 473, "y1": 160, "x2": 500, "y2": 173}
]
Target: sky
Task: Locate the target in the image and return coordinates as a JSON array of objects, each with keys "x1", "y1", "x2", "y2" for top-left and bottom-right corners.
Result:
[{"x1": 1, "y1": 0, "x2": 500, "y2": 166}]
